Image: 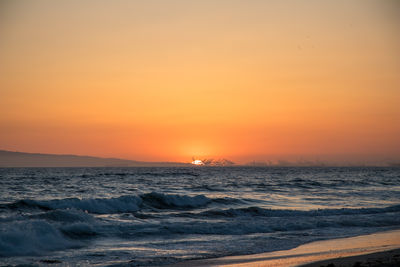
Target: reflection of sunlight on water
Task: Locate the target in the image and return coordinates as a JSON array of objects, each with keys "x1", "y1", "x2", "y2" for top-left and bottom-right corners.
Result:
[
  {"x1": 95, "y1": 240, "x2": 191, "y2": 253},
  {"x1": 203, "y1": 191, "x2": 335, "y2": 210}
]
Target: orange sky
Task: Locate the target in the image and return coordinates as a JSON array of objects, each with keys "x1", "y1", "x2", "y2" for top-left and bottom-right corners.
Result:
[{"x1": 1, "y1": 0, "x2": 399, "y2": 164}]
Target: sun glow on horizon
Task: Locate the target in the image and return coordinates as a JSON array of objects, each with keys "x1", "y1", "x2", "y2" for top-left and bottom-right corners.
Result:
[
  {"x1": 0, "y1": 1, "x2": 399, "y2": 164},
  {"x1": 191, "y1": 160, "x2": 204, "y2": 166}
]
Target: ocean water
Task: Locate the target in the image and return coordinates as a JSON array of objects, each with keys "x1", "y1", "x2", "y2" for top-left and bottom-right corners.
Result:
[{"x1": 1, "y1": 167, "x2": 400, "y2": 266}]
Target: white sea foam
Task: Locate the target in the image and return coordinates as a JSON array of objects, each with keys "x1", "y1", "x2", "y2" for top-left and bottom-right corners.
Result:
[
  {"x1": 6, "y1": 192, "x2": 214, "y2": 214},
  {"x1": 20, "y1": 195, "x2": 143, "y2": 214}
]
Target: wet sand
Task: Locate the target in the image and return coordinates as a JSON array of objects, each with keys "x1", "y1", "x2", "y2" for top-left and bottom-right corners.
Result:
[
  {"x1": 170, "y1": 229, "x2": 400, "y2": 267},
  {"x1": 301, "y1": 248, "x2": 400, "y2": 267}
]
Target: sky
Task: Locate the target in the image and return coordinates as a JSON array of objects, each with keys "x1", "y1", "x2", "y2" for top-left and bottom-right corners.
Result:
[{"x1": 1, "y1": 0, "x2": 399, "y2": 164}]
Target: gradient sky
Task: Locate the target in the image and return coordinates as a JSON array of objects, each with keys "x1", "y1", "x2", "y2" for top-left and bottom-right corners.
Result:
[{"x1": 1, "y1": 0, "x2": 399, "y2": 164}]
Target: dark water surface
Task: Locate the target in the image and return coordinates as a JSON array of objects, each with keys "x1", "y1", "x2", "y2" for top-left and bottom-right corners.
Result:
[{"x1": 1, "y1": 167, "x2": 400, "y2": 266}]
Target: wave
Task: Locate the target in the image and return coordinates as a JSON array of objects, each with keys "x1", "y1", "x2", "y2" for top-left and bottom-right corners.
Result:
[
  {"x1": 1, "y1": 203, "x2": 400, "y2": 258},
  {"x1": 0, "y1": 208, "x2": 98, "y2": 257},
  {"x1": 139, "y1": 207, "x2": 400, "y2": 236},
  {"x1": 9, "y1": 195, "x2": 143, "y2": 214},
  {"x1": 159, "y1": 217, "x2": 400, "y2": 236},
  {"x1": 1, "y1": 192, "x2": 219, "y2": 214},
  {"x1": 0, "y1": 220, "x2": 83, "y2": 257},
  {"x1": 141, "y1": 192, "x2": 211, "y2": 209},
  {"x1": 80, "y1": 170, "x2": 200, "y2": 178},
  {"x1": 29, "y1": 208, "x2": 95, "y2": 222},
  {"x1": 136, "y1": 171, "x2": 200, "y2": 177},
  {"x1": 111, "y1": 211, "x2": 400, "y2": 238},
  {"x1": 196, "y1": 204, "x2": 400, "y2": 218},
  {"x1": 3, "y1": 193, "x2": 400, "y2": 218}
]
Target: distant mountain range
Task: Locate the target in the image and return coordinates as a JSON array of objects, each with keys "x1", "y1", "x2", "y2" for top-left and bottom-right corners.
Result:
[
  {"x1": 1, "y1": 150, "x2": 398, "y2": 167},
  {"x1": 0, "y1": 150, "x2": 190, "y2": 167}
]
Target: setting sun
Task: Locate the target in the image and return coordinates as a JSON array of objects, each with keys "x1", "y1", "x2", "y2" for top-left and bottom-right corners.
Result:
[{"x1": 191, "y1": 160, "x2": 204, "y2": 166}]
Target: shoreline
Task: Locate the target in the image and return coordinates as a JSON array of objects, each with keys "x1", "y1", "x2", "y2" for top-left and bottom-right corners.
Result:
[
  {"x1": 301, "y1": 248, "x2": 400, "y2": 267},
  {"x1": 169, "y1": 229, "x2": 400, "y2": 267}
]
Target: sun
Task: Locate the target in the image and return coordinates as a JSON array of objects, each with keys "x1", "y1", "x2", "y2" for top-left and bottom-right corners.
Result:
[{"x1": 191, "y1": 159, "x2": 204, "y2": 166}]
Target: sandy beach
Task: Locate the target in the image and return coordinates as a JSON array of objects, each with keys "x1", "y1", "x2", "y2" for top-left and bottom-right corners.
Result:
[
  {"x1": 170, "y1": 229, "x2": 400, "y2": 267},
  {"x1": 302, "y1": 248, "x2": 400, "y2": 267}
]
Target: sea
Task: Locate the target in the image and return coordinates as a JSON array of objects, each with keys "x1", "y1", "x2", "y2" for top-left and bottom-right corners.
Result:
[{"x1": 1, "y1": 167, "x2": 400, "y2": 266}]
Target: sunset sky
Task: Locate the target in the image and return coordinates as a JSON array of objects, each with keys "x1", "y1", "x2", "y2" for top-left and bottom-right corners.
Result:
[{"x1": 1, "y1": 0, "x2": 399, "y2": 164}]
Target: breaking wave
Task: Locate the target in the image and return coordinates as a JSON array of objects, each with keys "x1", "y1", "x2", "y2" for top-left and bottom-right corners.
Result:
[
  {"x1": 3, "y1": 193, "x2": 400, "y2": 218},
  {"x1": 0, "y1": 220, "x2": 83, "y2": 257},
  {"x1": 2, "y1": 192, "x2": 219, "y2": 214}
]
